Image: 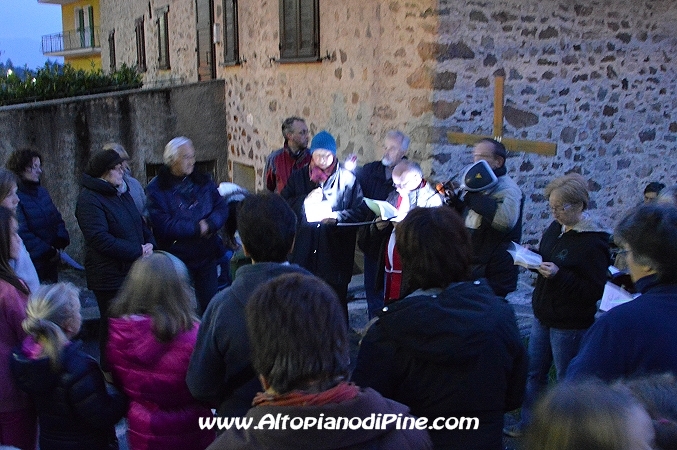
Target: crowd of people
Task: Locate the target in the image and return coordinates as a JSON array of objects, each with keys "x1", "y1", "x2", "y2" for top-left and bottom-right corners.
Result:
[{"x1": 1, "y1": 121, "x2": 677, "y2": 450}]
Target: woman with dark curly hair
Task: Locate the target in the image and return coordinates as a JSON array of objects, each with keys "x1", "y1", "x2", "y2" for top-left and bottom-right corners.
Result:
[{"x1": 6, "y1": 149, "x2": 70, "y2": 283}]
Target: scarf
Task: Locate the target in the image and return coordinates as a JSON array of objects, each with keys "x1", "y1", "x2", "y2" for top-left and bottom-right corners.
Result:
[
  {"x1": 309, "y1": 160, "x2": 337, "y2": 185},
  {"x1": 252, "y1": 381, "x2": 359, "y2": 407}
]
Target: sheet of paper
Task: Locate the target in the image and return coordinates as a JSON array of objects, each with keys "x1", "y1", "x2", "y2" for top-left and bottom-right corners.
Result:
[
  {"x1": 599, "y1": 282, "x2": 636, "y2": 311},
  {"x1": 304, "y1": 201, "x2": 333, "y2": 223}
]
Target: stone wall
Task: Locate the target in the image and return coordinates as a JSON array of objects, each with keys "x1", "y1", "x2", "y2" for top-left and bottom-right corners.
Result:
[
  {"x1": 212, "y1": 0, "x2": 677, "y2": 242},
  {"x1": 0, "y1": 80, "x2": 227, "y2": 262},
  {"x1": 96, "y1": 0, "x2": 677, "y2": 243}
]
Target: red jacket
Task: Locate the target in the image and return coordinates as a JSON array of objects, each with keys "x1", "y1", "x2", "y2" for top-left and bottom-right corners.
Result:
[
  {"x1": 107, "y1": 315, "x2": 215, "y2": 450},
  {"x1": 264, "y1": 145, "x2": 311, "y2": 193}
]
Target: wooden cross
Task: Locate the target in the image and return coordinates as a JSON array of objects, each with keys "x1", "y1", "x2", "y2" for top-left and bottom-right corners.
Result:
[{"x1": 447, "y1": 76, "x2": 557, "y2": 156}]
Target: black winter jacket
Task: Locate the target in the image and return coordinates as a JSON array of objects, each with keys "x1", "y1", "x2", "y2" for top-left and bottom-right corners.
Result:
[
  {"x1": 10, "y1": 340, "x2": 127, "y2": 450},
  {"x1": 146, "y1": 166, "x2": 229, "y2": 270},
  {"x1": 16, "y1": 179, "x2": 70, "y2": 273},
  {"x1": 355, "y1": 161, "x2": 396, "y2": 257},
  {"x1": 75, "y1": 174, "x2": 155, "y2": 291},
  {"x1": 281, "y1": 165, "x2": 364, "y2": 293},
  {"x1": 532, "y1": 217, "x2": 610, "y2": 329},
  {"x1": 352, "y1": 280, "x2": 527, "y2": 450}
]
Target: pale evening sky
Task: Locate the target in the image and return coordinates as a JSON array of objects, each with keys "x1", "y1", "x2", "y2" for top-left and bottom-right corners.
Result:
[{"x1": 0, "y1": 0, "x2": 64, "y2": 69}]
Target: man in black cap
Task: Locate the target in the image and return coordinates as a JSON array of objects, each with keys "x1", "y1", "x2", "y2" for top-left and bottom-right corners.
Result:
[{"x1": 461, "y1": 138, "x2": 523, "y2": 298}]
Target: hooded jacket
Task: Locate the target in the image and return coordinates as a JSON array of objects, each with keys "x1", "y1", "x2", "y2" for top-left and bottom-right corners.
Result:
[
  {"x1": 10, "y1": 339, "x2": 126, "y2": 450},
  {"x1": 107, "y1": 315, "x2": 215, "y2": 450},
  {"x1": 146, "y1": 166, "x2": 229, "y2": 270},
  {"x1": 187, "y1": 262, "x2": 310, "y2": 417},
  {"x1": 352, "y1": 280, "x2": 527, "y2": 450},
  {"x1": 205, "y1": 386, "x2": 432, "y2": 450},
  {"x1": 75, "y1": 174, "x2": 155, "y2": 291},
  {"x1": 531, "y1": 215, "x2": 610, "y2": 329}
]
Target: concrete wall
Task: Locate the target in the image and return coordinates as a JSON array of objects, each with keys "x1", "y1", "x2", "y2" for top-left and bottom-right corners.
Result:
[
  {"x1": 97, "y1": 0, "x2": 677, "y2": 243},
  {"x1": 0, "y1": 80, "x2": 227, "y2": 262}
]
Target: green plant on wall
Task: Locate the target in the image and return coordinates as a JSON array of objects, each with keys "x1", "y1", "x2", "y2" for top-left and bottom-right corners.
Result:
[{"x1": 0, "y1": 62, "x2": 142, "y2": 106}]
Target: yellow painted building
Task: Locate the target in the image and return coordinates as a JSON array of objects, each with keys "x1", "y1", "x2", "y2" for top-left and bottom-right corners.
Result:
[{"x1": 39, "y1": 0, "x2": 102, "y2": 71}]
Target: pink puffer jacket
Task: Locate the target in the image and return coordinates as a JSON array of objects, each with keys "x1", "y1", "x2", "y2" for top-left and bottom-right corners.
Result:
[{"x1": 107, "y1": 315, "x2": 215, "y2": 450}]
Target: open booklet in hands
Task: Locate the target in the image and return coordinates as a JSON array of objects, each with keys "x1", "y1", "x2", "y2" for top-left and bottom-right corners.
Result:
[
  {"x1": 364, "y1": 198, "x2": 400, "y2": 222},
  {"x1": 507, "y1": 242, "x2": 543, "y2": 270}
]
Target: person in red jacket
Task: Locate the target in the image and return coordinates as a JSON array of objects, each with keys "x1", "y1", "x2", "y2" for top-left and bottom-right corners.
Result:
[
  {"x1": 107, "y1": 252, "x2": 215, "y2": 450},
  {"x1": 264, "y1": 116, "x2": 311, "y2": 193}
]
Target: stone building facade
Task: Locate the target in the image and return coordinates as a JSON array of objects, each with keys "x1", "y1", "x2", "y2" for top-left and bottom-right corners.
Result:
[{"x1": 100, "y1": 0, "x2": 677, "y2": 242}]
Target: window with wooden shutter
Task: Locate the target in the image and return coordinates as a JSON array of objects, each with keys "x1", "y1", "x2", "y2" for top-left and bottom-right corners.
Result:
[
  {"x1": 135, "y1": 17, "x2": 147, "y2": 72},
  {"x1": 157, "y1": 6, "x2": 170, "y2": 70},
  {"x1": 279, "y1": 0, "x2": 319, "y2": 62},
  {"x1": 108, "y1": 30, "x2": 116, "y2": 72},
  {"x1": 223, "y1": 0, "x2": 239, "y2": 64}
]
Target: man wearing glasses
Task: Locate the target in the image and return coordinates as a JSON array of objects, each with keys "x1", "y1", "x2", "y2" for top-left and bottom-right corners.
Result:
[{"x1": 264, "y1": 116, "x2": 311, "y2": 193}]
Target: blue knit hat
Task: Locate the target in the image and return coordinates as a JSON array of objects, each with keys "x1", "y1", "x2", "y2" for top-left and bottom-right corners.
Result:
[{"x1": 309, "y1": 131, "x2": 337, "y2": 155}]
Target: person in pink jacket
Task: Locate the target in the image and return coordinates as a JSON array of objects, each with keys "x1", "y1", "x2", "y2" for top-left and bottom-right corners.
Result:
[
  {"x1": 107, "y1": 251, "x2": 215, "y2": 450},
  {"x1": 0, "y1": 206, "x2": 37, "y2": 450}
]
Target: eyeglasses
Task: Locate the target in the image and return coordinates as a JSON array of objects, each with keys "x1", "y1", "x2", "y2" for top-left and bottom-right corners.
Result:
[
  {"x1": 393, "y1": 176, "x2": 421, "y2": 190},
  {"x1": 549, "y1": 204, "x2": 572, "y2": 213}
]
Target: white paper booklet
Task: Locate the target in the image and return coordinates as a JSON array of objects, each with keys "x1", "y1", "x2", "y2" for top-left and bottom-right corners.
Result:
[
  {"x1": 507, "y1": 242, "x2": 543, "y2": 269},
  {"x1": 364, "y1": 198, "x2": 399, "y2": 221},
  {"x1": 599, "y1": 282, "x2": 637, "y2": 311},
  {"x1": 304, "y1": 200, "x2": 334, "y2": 223}
]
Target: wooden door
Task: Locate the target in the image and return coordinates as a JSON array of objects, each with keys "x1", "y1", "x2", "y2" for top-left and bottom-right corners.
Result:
[{"x1": 196, "y1": 0, "x2": 215, "y2": 80}]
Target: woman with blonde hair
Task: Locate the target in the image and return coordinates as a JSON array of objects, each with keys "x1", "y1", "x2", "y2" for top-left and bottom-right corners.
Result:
[
  {"x1": 505, "y1": 173, "x2": 610, "y2": 437},
  {"x1": 107, "y1": 252, "x2": 215, "y2": 450},
  {"x1": 10, "y1": 282, "x2": 126, "y2": 450}
]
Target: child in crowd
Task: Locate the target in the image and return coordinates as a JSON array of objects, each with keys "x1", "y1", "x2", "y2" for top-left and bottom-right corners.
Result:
[
  {"x1": 10, "y1": 282, "x2": 126, "y2": 450},
  {"x1": 0, "y1": 206, "x2": 36, "y2": 449},
  {"x1": 107, "y1": 252, "x2": 215, "y2": 450}
]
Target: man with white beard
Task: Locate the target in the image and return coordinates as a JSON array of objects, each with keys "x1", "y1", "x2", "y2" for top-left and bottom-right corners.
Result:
[{"x1": 355, "y1": 130, "x2": 409, "y2": 318}]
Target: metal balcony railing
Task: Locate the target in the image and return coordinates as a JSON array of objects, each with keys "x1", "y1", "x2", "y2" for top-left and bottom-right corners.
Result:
[{"x1": 42, "y1": 27, "x2": 101, "y2": 55}]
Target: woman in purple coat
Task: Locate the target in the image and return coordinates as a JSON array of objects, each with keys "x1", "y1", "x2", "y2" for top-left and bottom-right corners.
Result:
[{"x1": 107, "y1": 252, "x2": 215, "y2": 450}]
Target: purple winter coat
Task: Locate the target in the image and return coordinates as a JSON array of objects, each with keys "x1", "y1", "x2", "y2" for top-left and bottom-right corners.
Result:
[{"x1": 107, "y1": 315, "x2": 215, "y2": 450}]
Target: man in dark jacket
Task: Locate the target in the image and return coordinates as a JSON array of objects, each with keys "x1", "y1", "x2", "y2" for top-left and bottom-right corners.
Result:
[
  {"x1": 355, "y1": 130, "x2": 408, "y2": 318},
  {"x1": 281, "y1": 130, "x2": 365, "y2": 314},
  {"x1": 7, "y1": 148, "x2": 70, "y2": 283},
  {"x1": 187, "y1": 193, "x2": 309, "y2": 417},
  {"x1": 352, "y1": 206, "x2": 527, "y2": 450},
  {"x1": 146, "y1": 136, "x2": 229, "y2": 314}
]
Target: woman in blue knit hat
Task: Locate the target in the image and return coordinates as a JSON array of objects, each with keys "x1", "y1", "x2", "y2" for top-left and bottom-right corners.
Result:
[{"x1": 281, "y1": 130, "x2": 365, "y2": 317}]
